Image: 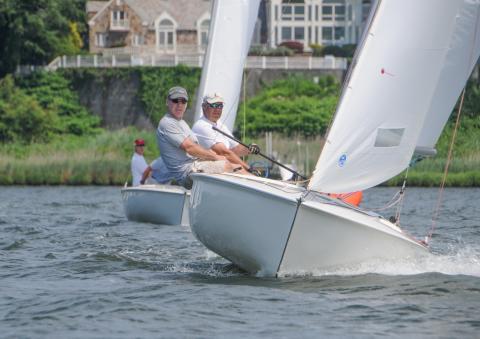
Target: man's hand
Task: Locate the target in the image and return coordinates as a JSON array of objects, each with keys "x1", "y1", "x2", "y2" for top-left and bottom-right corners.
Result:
[{"x1": 248, "y1": 143, "x2": 260, "y2": 154}]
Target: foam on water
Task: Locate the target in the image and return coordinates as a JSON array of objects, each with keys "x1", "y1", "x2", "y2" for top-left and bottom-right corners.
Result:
[{"x1": 279, "y1": 245, "x2": 480, "y2": 278}]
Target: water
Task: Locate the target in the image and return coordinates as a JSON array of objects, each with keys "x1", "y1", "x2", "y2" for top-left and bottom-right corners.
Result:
[{"x1": 1, "y1": 186, "x2": 479, "y2": 338}]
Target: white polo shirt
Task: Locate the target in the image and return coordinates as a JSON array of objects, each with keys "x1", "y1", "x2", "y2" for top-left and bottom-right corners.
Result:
[
  {"x1": 131, "y1": 152, "x2": 148, "y2": 186},
  {"x1": 192, "y1": 116, "x2": 238, "y2": 150}
]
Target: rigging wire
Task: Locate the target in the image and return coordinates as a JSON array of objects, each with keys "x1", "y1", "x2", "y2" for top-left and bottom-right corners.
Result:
[{"x1": 426, "y1": 88, "x2": 466, "y2": 244}]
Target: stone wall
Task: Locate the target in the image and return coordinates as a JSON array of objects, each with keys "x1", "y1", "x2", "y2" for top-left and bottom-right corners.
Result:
[{"x1": 72, "y1": 68, "x2": 345, "y2": 131}]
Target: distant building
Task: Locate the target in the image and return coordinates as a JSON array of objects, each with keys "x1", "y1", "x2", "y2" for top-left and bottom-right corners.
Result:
[
  {"x1": 86, "y1": 0, "x2": 371, "y2": 55},
  {"x1": 265, "y1": 0, "x2": 373, "y2": 49},
  {"x1": 87, "y1": 0, "x2": 213, "y2": 54}
]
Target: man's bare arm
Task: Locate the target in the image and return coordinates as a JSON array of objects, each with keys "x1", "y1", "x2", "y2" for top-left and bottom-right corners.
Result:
[
  {"x1": 140, "y1": 166, "x2": 152, "y2": 184},
  {"x1": 180, "y1": 138, "x2": 225, "y2": 161},
  {"x1": 211, "y1": 143, "x2": 250, "y2": 169}
]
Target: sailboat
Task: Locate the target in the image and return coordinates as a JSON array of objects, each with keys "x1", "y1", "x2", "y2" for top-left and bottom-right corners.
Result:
[
  {"x1": 189, "y1": 0, "x2": 480, "y2": 276},
  {"x1": 121, "y1": 0, "x2": 260, "y2": 225}
]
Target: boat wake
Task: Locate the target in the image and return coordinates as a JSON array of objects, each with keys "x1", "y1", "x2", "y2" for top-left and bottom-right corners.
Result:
[{"x1": 279, "y1": 245, "x2": 480, "y2": 278}]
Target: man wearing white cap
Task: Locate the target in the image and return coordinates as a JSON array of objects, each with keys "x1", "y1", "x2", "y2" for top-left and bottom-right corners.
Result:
[
  {"x1": 192, "y1": 93, "x2": 260, "y2": 172},
  {"x1": 156, "y1": 86, "x2": 245, "y2": 187}
]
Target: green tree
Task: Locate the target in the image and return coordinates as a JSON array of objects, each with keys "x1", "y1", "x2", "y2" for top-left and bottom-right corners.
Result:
[
  {"x1": 0, "y1": 75, "x2": 56, "y2": 143},
  {"x1": 16, "y1": 70, "x2": 100, "y2": 136},
  {"x1": 0, "y1": 0, "x2": 87, "y2": 76}
]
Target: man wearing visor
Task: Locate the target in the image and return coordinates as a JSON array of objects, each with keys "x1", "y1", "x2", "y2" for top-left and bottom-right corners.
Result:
[
  {"x1": 192, "y1": 93, "x2": 260, "y2": 172},
  {"x1": 156, "y1": 86, "x2": 247, "y2": 188}
]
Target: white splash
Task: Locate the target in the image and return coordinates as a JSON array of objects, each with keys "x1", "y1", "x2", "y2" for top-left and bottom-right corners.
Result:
[{"x1": 280, "y1": 246, "x2": 480, "y2": 278}]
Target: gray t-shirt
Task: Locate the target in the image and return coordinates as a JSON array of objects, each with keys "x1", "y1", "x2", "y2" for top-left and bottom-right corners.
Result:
[{"x1": 156, "y1": 114, "x2": 199, "y2": 182}]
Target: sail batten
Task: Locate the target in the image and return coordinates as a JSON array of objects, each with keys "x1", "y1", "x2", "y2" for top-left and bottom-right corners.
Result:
[
  {"x1": 194, "y1": 0, "x2": 260, "y2": 131},
  {"x1": 309, "y1": 0, "x2": 480, "y2": 194}
]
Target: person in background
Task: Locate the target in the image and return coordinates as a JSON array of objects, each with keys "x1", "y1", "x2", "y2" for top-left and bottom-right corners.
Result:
[
  {"x1": 131, "y1": 138, "x2": 148, "y2": 186},
  {"x1": 156, "y1": 86, "x2": 248, "y2": 188},
  {"x1": 192, "y1": 93, "x2": 260, "y2": 172}
]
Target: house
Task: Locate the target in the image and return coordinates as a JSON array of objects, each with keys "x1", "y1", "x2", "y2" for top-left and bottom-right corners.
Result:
[
  {"x1": 266, "y1": 0, "x2": 372, "y2": 49},
  {"x1": 86, "y1": 0, "x2": 371, "y2": 55},
  {"x1": 87, "y1": 0, "x2": 213, "y2": 54}
]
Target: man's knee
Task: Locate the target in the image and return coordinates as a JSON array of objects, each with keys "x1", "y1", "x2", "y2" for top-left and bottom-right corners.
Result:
[{"x1": 224, "y1": 162, "x2": 235, "y2": 172}]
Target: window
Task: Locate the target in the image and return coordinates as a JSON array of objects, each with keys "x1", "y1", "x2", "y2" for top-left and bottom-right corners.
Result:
[
  {"x1": 157, "y1": 18, "x2": 175, "y2": 50},
  {"x1": 322, "y1": 26, "x2": 345, "y2": 43},
  {"x1": 111, "y1": 10, "x2": 129, "y2": 28},
  {"x1": 334, "y1": 27, "x2": 345, "y2": 40},
  {"x1": 281, "y1": 4, "x2": 305, "y2": 21},
  {"x1": 322, "y1": 1, "x2": 346, "y2": 21},
  {"x1": 282, "y1": 27, "x2": 292, "y2": 41},
  {"x1": 280, "y1": 26, "x2": 304, "y2": 42},
  {"x1": 95, "y1": 33, "x2": 106, "y2": 47},
  {"x1": 362, "y1": 0, "x2": 372, "y2": 22},
  {"x1": 374, "y1": 128, "x2": 405, "y2": 147},
  {"x1": 322, "y1": 6, "x2": 333, "y2": 20},
  {"x1": 132, "y1": 34, "x2": 144, "y2": 46},
  {"x1": 294, "y1": 27, "x2": 304, "y2": 40},
  {"x1": 200, "y1": 19, "x2": 210, "y2": 49},
  {"x1": 322, "y1": 27, "x2": 333, "y2": 41}
]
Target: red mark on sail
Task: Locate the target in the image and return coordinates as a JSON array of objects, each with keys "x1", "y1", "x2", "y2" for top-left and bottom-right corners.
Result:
[{"x1": 381, "y1": 68, "x2": 394, "y2": 77}]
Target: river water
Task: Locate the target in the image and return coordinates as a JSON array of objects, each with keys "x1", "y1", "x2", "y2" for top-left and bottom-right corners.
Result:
[{"x1": 1, "y1": 186, "x2": 479, "y2": 338}]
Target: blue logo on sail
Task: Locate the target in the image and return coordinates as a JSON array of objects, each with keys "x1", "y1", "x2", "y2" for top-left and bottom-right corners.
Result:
[{"x1": 338, "y1": 154, "x2": 347, "y2": 167}]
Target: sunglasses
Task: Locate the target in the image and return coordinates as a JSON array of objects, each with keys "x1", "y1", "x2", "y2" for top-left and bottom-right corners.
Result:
[
  {"x1": 171, "y1": 98, "x2": 188, "y2": 104},
  {"x1": 208, "y1": 103, "x2": 224, "y2": 109}
]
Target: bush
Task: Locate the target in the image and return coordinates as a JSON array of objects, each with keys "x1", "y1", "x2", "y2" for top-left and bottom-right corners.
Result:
[
  {"x1": 249, "y1": 46, "x2": 294, "y2": 57},
  {"x1": 279, "y1": 41, "x2": 304, "y2": 54},
  {"x1": 0, "y1": 76, "x2": 57, "y2": 143},
  {"x1": 310, "y1": 44, "x2": 324, "y2": 57},
  {"x1": 16, "y1": 71, "x2": 101, "y2": 136},
  {"x1": 236, "y1": 75, "x2": 340, "y2": 137},
  {"x1": 320, "y1": 44, "x2": 357, "y2": 58}
]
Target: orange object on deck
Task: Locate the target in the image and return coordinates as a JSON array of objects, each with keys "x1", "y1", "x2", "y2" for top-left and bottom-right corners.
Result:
[{"x1": 328, "y1": 191, "x2": 363, "y2": 206}]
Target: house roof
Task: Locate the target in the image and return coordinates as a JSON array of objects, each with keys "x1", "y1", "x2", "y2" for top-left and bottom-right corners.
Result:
[
  {"x1": 86, "y1": 1, "x2": 109, "y2": 13},
  {"x1": 88, "y1": 0, "x2": 213, "y2": 30}
]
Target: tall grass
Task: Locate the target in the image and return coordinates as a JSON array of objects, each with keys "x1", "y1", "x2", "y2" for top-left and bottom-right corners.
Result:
[
  {"x1": 0, "y1": 128, "x2": 158, "y2": 185},
  {"x1": 0, "y1": 130, "x2": 479, "y2": 186}
]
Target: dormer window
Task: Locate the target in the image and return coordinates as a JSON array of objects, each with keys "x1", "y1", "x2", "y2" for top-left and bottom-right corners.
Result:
[{"x1": 111, "y1": 10, "x2": 129, "y2": 29}]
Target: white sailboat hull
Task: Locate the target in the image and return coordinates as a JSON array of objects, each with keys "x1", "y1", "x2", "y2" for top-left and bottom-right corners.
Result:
[
  {"x1": 121, "y1": 185, "x2": 189, "y2": 226},
  {"x1": 190, "y1": 174, "x2": 429, "y2": 276},
  {"x1": 280, "y1": 199, "x2": 428, "y2": 274}
]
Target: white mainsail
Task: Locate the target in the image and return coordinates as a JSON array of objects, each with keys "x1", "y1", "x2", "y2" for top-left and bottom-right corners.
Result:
[
  {"x1": 309, "y1": 0, "x2": 480, "y2": 193},
  {"x1": 194, "y1": 0, "x2": 260, "y2": 131}
]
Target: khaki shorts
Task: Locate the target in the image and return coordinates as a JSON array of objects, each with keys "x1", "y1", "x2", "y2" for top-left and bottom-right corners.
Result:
[{"x1": 191, "y1": 160, "x2": 227, "y2": 174}]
